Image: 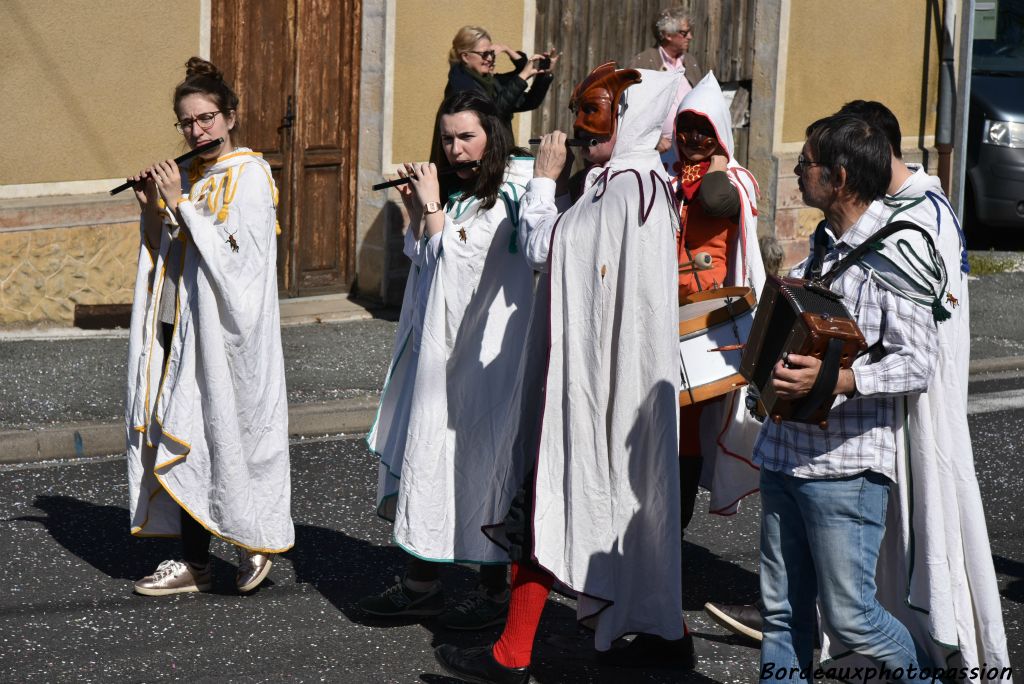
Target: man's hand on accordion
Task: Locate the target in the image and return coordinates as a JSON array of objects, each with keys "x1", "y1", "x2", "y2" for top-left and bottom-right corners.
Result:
[{"x1": 772, "y1": 354, "x2": 856, "y2": 400}]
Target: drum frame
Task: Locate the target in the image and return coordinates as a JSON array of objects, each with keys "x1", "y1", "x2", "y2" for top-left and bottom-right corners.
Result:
[{"x1": 679, "y1": 287, "x2": 755, "y2": 407}]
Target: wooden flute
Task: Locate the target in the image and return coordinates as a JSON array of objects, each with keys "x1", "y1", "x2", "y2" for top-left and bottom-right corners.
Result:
[{"x1": 109, "y1": 138, "x2": 225, "y2": 195}]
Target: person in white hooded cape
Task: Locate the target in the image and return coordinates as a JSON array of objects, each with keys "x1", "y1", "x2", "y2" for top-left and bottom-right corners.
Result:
[
  {"x1": 125, "y1": 146, "x2": 294, "y2": 560},
  {"x1": 670, "y1": 72, "x2": 767, "y2": 519},
  {"x1": 435, "y1": 68, "x2": 688, "y2": 684},
  {"x1": 528, "y1": 66, "x2": 684, "y2": 651},
  {"x1": 816, "y1": 102, "x2": 1012, "y2": 681}
]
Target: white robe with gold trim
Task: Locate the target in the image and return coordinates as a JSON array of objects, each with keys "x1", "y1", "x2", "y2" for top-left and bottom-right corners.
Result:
[{"x1": 125, "y1": 149, "x2": 293, "y2": 553}]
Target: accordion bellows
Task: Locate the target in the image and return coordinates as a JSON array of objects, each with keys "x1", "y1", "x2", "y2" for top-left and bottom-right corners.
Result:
[{"x1": 739, "y1": 275, "x2": 867, "y2": 426}]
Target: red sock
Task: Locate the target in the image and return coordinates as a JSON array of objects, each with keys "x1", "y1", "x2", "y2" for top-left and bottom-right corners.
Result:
[{"x1": 492, "y1": 561, "x2": 553, "y2": 668}]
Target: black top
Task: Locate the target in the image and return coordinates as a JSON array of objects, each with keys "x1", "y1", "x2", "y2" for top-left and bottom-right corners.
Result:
[
  {"x1": 444, "y1": 52, "x2": 553, "y2": 128},
  {"x1": 697, "y1": 170, "x2": 740, "y2": 218}
]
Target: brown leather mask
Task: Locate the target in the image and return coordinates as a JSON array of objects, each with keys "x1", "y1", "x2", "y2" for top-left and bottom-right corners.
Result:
[{"x1": 568, "y1": 62, "x2": 642, "y2": 139}]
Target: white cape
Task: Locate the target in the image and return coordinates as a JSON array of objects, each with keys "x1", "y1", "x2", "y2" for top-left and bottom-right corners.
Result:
[
  {"x1": 126, "y1": 149, "x2": 293, "y2": 553},
  {"x1": 673, "y1": 72, "x2": 767, "y2": 516},
  {"x1": 821, "y1": 171, "x2": 1012, "y2": 679},
  {"x1": 523, "y1": 69, "x2": 685, "y2": 649},
  {"x1": 368, "y1": 158, "x2": 535, "y2": 563}
]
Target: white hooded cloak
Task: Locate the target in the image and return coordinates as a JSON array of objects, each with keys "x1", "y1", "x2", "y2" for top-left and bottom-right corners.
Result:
[
  {"x1": 673, "y1": 72, "x2": 767, "y2": 516},
  {"x1": 368, "y1": 158, "x2": 536, "y2": 564},
  {"x1": 126, "y1": 149, "x2": 293, "y2": 553},
  {"x1": 820, "y1": 169, "x2": 1012, "y2": 679},
  {"x1": 516, "y1": 68, "x2": 685, "y2": 649}
]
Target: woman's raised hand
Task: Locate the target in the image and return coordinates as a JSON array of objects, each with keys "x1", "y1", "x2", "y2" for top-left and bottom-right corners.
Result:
[
  {"x1": 395, "y1": 165, "x2": 421, "y2": 216},
  {"x1": 134, "y1": 159, "x2": 184, "y2": 211},
  {"x1": 518, "y1": 57, "x2": 540, "y2": 81},
  {"x1": 130, "y1": 170, "x2": 159, "y2": 213},
  {"x1": 405, "y1": 162, "x2": 441, "y2": 207},
  {"x1": 534, "y1": 49, "x2": 560, "y2": 76}
]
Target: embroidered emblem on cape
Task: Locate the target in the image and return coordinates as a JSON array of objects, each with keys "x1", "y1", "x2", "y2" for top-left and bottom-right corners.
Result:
[
  {"x1": 227, "y1": 234, "x2": 239, "y2": 252},
  {"x1": 457, "y1": 228, "x2": 468, "y2": 242},
  {"x1": 600, "y1": 264, "x2": 607, "y2": 280},
  {"x1": 946, "y1": 291, "x2": 958, "y2": 308}
]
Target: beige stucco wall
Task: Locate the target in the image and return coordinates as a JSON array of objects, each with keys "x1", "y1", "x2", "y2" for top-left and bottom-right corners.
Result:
[
  {"x1": 390, "y1": 0, "x2": 528, "y2": 165},
  {"x1": 780, "y1": 0, "x2": 939, "y2": 146},
  {"x1": 1, "y1": 1, "x2": 203, "y2": 187}
]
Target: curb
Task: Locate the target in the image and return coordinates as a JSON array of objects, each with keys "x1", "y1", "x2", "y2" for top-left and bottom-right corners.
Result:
[
  {"x1": 0, "y1": 396, "x2": 380, "y2": 465},
  {"x1": 2, "y1": 354, "x2": 1023, "y2": 466},
  {"x1": 968, "y1": 355, "x2": 1024, "y2": 375}
]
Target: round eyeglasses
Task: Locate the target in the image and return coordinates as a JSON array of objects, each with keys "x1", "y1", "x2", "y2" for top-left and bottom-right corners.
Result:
[{"x1": 175, "y1": 111, "x2": 222, "y2": 134}]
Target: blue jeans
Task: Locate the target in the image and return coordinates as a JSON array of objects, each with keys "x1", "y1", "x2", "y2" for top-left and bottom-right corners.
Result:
[{"x1": 758, "y1": 468, "x2": 922, "y2": 683}]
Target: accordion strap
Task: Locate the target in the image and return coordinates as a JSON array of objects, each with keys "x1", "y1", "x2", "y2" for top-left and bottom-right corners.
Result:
[{"x1": 816, "y1": 220, "x2": 930, "y2": 287}]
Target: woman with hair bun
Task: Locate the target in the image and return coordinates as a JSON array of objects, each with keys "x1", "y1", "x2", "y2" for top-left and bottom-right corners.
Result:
[
  {"x1": 361, "y1": 90, "x2": 535, "y2": 631},
  {"x1": 125, "y1": 56, "x2": 293, "y2": 597},
  {"x1": 444, "y1": 25, "x2": 558, "y2": 131}
]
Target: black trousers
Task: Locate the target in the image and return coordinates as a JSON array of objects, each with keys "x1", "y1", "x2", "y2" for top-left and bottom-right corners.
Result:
[{"x1": 161, "y1": 322, "x2": 212, "y2": 566}]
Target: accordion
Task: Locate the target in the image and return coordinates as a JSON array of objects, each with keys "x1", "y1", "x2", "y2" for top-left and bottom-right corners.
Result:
[{"x1": 739, "y1": 275, "x2": 867, "y2": 427}]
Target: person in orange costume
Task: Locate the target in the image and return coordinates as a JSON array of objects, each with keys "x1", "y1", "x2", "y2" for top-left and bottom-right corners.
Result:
[{"x1": 670, "y1": 73, "x2": 766, "y2": 537}]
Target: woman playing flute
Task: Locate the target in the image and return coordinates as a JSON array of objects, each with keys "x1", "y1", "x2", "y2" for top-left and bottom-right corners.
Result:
[
  {"x1": 126, "y1": 57, "x2": 293, "y2": 596},
  {"x1": 361, "y1": 91, "x2": 535, "y2": 630}
]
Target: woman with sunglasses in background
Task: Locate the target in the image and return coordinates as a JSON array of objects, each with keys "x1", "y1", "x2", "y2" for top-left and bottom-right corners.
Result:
[
  {"x1": 444, "y1": 25, "x2": 558, "y2": 132},
  {"x1": 124, "y1": 57, "x2": 293, "y2": 597}
]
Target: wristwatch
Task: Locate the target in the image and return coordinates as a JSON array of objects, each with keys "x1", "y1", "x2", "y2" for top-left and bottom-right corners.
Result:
[{"x1": 424, "y1": 201, "x2": 442, "y2": 215}]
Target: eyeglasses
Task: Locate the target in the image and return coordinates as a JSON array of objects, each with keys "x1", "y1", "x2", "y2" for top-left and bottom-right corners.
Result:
[
  {"x1": 174, "y1": 111, "x2": 222, "y2": 134},
  {"x1": 466, "y1": 50, "x2": 496, "y2": 61},
  {"x1": 795, "y1": 153, "x2": 823, "y2": 170},
  {"x1": 675, "y1": 28, "x2": 693, "y2": 38}
]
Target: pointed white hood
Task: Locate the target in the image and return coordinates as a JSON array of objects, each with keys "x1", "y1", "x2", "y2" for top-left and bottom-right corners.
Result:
[
  {"x1": 670, "y1": 71, "x2": 765, "y2": 292},
  {"x1": 675, "y1": 71, "x2": 735, "y2": 161},
  {"x1": 609, "y1": 68, "x2": 683, "y2": 169}
]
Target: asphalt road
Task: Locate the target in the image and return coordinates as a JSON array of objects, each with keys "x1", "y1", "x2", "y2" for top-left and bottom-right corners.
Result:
[{"x1": 1, "y1": 371, "x2": 1022, "y2": 683}]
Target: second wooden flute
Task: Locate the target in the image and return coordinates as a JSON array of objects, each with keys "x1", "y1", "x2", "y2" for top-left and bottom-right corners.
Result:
[
  {"x1": 528, "y1": 137, "x2": 598, "y2": 147},
  {"x1": 372, "y1": 161, "x2": 481, "y2": 191}
]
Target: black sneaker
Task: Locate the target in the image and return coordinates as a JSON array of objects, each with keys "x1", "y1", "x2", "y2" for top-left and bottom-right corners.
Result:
[
  {"x1": 434, "y1": 644, "x2": 529, "y2": 684},
  {"x1": 704, "y1": 601, "x2": 763, "y2": 642},
  {"x1": 596, "y1": 632, "x2": 696, "y2": 669},
  {"x1": 356, "y1": 576, "x2": 444, "y2": 617},
  {"x1": 438, "y1": 587, "x2": 510, "y2": 630}
]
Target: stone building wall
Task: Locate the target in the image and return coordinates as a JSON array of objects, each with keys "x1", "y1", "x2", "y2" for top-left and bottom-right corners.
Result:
[{"x1": 0, "y1": 198, "x2": 139, "y2": 328}]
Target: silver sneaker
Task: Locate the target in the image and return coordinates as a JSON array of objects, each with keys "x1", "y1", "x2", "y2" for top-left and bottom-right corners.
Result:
[
  {"x1": 236, "y1": 550, "x2": 273, "y2": 593},
  {"x1": 134, "y1": 560, "x2": 211, "y2": 596}
]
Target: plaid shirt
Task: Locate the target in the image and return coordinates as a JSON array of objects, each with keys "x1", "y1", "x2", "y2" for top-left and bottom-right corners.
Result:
[{"x1": 753, "y1": 208, "x2": 939, "y2": 481}]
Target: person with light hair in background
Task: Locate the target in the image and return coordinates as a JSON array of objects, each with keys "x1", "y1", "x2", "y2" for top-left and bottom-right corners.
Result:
[
  {"x1": 630, "y1": 7, "x2": 705, "y2": 157},
  {"x1": 444, "y1": 25, "x2": 558, "y2": 133}
]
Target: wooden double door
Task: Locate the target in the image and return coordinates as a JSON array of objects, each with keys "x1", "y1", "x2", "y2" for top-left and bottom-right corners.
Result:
[{"x1": 212, "y1": 0, "x2": 361, "y2": 296}]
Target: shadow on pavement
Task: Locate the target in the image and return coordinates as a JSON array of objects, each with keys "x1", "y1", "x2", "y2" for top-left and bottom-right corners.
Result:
[
  {"x1": 681, "y1": 539, "x2": 760, "y2": 611},
  {"x1": 994, "y1": 555, "x2": 1024, "y2": 604},
  {"x1": 10, "y1": 494, "x2": 242, "y2": 593}
]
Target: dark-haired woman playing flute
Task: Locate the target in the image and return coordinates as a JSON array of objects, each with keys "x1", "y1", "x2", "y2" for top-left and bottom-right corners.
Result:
[{"x1": 362, "y1": 90, "x2": 535, "y2": 630}]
